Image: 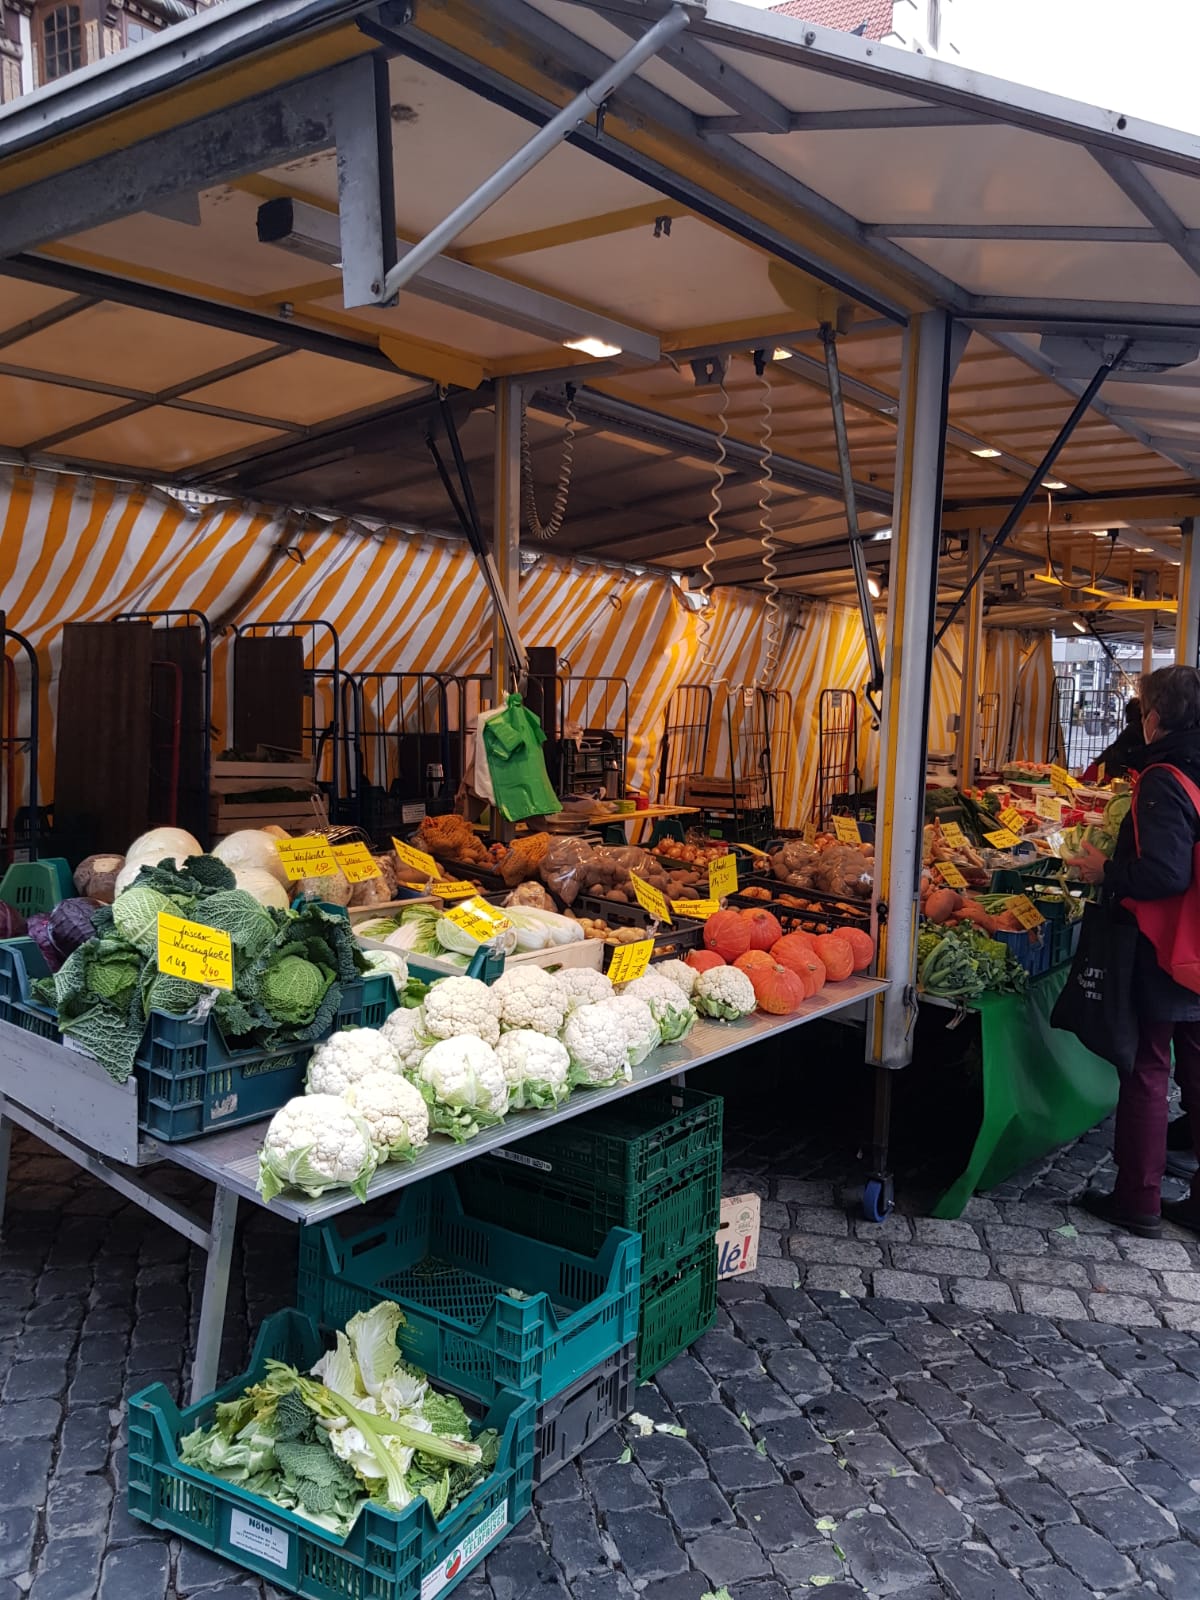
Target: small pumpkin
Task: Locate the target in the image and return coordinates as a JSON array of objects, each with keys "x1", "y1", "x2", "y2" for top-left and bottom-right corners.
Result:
[
  {"x1": 840, "y1": 926, "x2": 876, "y2": 971},
  {"x1": 814, "y1": 932, "x2": 854, "y2": 982},
  {"x1": 749, "y1": 961, "x2": 807, "y2": 1015},
  {"x1": 741, "y1": 907, "x2": 783, "y2": 951},
  {"x1": 703, "y1": 908, "x2": 753, "y2": 961},
  {"x1": 686, "y1": 948, "x2": 726, "y2": 974},
  {"x1": 772, "y1": 931, "x2": 820, "y2": 974},
  {"x1": 734, "y1": 948, "x2": 775, "y2": 973}
]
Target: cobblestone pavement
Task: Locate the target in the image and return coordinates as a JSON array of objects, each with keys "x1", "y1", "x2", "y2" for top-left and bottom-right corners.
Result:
[{"x1": 5, "y1": 1128, "x2": 1200, "y2": 1599}]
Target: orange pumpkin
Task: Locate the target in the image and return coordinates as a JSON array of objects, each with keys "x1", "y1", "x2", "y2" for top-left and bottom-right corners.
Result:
[
  {"x1": 772, "y1": 932, "x2": 819, "y2": 976},
  {"x1": 749, "y1": 962, "x2": 807, "y2": 1015},
  {"x1": 703, "y1": 909, "x2": 753, "y2": 961},
  {"x1": 772, "y1": 940, "x2": 826, "y2": 997},
  {"x1": 741, "y1": 907, "x2": 783, "y2": 950},
  {"x1": 814, "y1": 933, "x2": 854, "y2": 982},
  {"x1": 686, "y1": 949, "x2": 725, "y2": 973},
  {"x1": 734, "y1": 948, "x2": 775, "y2": 973},
  {"x1": 840, "y1": 927, "x2": 876, "y2": 971}
]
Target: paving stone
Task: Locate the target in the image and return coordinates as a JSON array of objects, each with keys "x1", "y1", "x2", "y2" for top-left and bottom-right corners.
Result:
[
  {"x1": 654, "y1": 1355, "x2": 717, "y2": 1407},
  {"x1": 972, "y1": 1502, "x2": 1051, "y2": 1568},
  {"x1": 67, "y1": 1364, "x2": 125, "y2": 1407},
  {"x1": 604, "y1": 1510, "x2": 688, "y2": 1582},
  {"x1": 486, "y1": 1540, "x2": 563, "y2": 1600},
  {"x1": 1088, "y1": 1292, "x2": 1161, "y2": 1325},
  {"x1": 0, "y1": 1505, "x2": 36, "y2": 1580},
  {"x1": 686, "y1": 1528, "x2": 771, "y2": 1586},
  {"x1": 804, "y1": 1392, "x2": 875, "y2": 1439},
  {"x1": 0, "y1": 1439, "x2": 53, "y2": 1508},
  {"x1": 1125, "y1": 1458, "x2": 1200, "y2": 1512},
  {"x1": 1138, "y1": 1538, "x2": 1200, "y2": 1600},
  {"x1": 965, "y1": 1383, "x2": 1041, "y2": 1425},
  {"x1": 569, "y1": 1577, "x2": 636, "y2": 1600},
  {"x1": 1001, "y1": 1477, "x2": 1078, "y2": 1533},
  {"x1": 762, "y1": 1345, "x2": 831, "y2": 1396},
  {"x1": 1044, "y1": 1523, "x2": 1137, "y2": 1590},
  {"x1": 736, "y1": 1484, "x2": 821, "y2": 1550},
  {"x1": 793, "y1": 1205, "x2": 849, "y2": 1237},
  {"x1": 769, "y1": 1540, "x2": 849, "y2": 1589},
  {"x1": 907, "y1": 1441, "x2": 994, "y2": 1501},
  {"x1": 626, "y1": 1433, "x2": 708, "y2": 1484},
  {"x1": 762, "y1": 1285, "x2": 819, "y2": 1324},
  {"x1": 1160, "y1": 1271, "x2": 1200, "y2": 1302},
  {"x1": 871, "y1": 1269, "x2": 944, "y2": 1303},
  {"x1": 787, "y1": 1233, "x2": 883, "y2": 1268},
  {"x1": 889, "y1": 1245, "x2": 991, "y2": 1279},
  {"x1": 799, "y1": 1322, "x2": 855, "y2": 1364},
  {"x1": 539, "y1": 1497, "x2": 611, "y2": 1579},
  {"x1": 709, "y1": 1445, "x2": 780, "y2": 1491},
  {"x1": 854, "y1": 1213, "x2": 914, "y2": 1243},
  {"x1": 1136, "y1": 1366, "x2": 1200, "y2": 1408},
  {"x1": 1023, "y1": 1566, "x2": 1096, "y2": 1600},
  {"x1": 912, "y1": 1217, "x2": 981, "y2": 1248},
  {"x1": 753, "y1": 1415, "x2": 829, "y2": 1466},
  {"x1": 864, "y1": 1340, "x2": 923, "y2": 1382},
  {"x1": 949, "y1": 1279, "x2": 1017, "y2": 1313},
  {"x1": 533, "y1": 1464, "x2": 583, "y2": 1507},
  {"x1": 935, "y1": 1546, "x2": 1031, "y2": 1600},
  {"x1": 776, "y1": 1179, "x2": 836, "y2": 1205},
  {"x1": 97, "y1": 1541, "x2": 168, "y2": 1600},
  {"x1": 1037, "y1": 1388, "x2": 1106, "y2": 1428},
  {"x1": 725, "y1": 1301, "x2": 794, "y2": 1351},
  {"x1": 55, "y1": 1407, "x2": 112, "y2": 1475},
  {"x1": 803, "y1": 1265, "x2": 868, "y2": 1295},
  {"x1": 1161, "y1": 1301, "x2": 1200, "y2": 1329},
  {"x1": 939, "y1": 1355, "x2": 1009, "y2": 1394},
  {"x1": 1077, "y1": 1421, "x2": 1148, "y2": 1468},
  {"x1": 3, "y1": 1356, "x2": 67, "y2": 1400},
  {"x1": 1049, "y1": 1231, "x2": 1120, "y2": 1261},
  {"x1": 896, "y1": 1376, "x2": 971, "y2": 1424},
  {"x1": 175, "y1": 1545, "x2": 250, "y2": 1594},
  {"x1": 586, "y1": 1462, "x2": 658, "y2": 1513},
  {"x1": 868, "y1": 1299, "x2": 932, "y2": 1325},
  {"x1": 694, "y1": 1328, "x2": 764, "y2": 1379},
  {"x1": 1015, "y1": 1285, "x2": 1089, "y2": 1319},
  {"x1": 1078, "y1": 1485, "x2": 1177, "y2": 1548},
  {"x1": 829, "y1": 1357, "x2": 894, "y2": 1405},
  {"x1": 1062, "y1": 1318, "x2": 1137, "y2": 1350},
  {"x1": 719, "y1": 1373, "x2": 799, "y2": 1425},
  {"x1": 1089, "y1": 1260, "x2": 1160, "y2": 1294},
  {"x1": 45, "y1": 1474, "x2": 113, "y2": 1538},
  {"x1": 1121, "y1": 1237, "x2": 1194, "y2": 1269},
  {"x1": 877, "y1": 1473, "x2": 970, "y2": 1548},
  {"x1": 898, "y1": 1323, "x2": 971, "y2": 1363},
  {"x1": 837, "y1": 1512, "x2": 933, "y2": 1595},
  {"x1": 1143, "y1": 1425, "x2": 1200, "y2": 1478},
  {"x1": 874, "y1": 1399, "x2": 944, "y2": 1452},
  {"x1": 27, "y1": 1534, "x2": 102, "y2": 1600},
  {"x1": 676, "y1": 1401, "x2": 754, "y2": 1453},
  {"x1": 788, "y1": 1452, "x2": 871, "y2": 1518},
  {"x1": 945, "y1": 1421, "x2": 1036, "y2": 1484},
  {"x1": 660, "y1": 1476, "x2": 733, "y2": 1538}
]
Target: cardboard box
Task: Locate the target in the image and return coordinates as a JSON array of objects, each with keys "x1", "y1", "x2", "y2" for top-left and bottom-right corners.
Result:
[{"x1": 716, "y1": 1193, "x2": 761, "y2": 1279}]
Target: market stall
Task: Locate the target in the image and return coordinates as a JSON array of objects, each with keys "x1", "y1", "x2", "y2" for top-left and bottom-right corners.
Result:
[{"x1": 4, "y1": 0, "x2": 1200, "y2": 1590}]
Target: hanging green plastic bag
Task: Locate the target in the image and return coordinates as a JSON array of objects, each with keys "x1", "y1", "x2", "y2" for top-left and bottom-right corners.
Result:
[{"x1": 481, "y1": 694, "x2": 562, "y2": 822}]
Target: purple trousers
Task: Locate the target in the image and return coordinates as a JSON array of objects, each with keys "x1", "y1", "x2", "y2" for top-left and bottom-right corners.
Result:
[{"x1": 1114, "y1": 1018, "x2": 1200, "y2": 1215}]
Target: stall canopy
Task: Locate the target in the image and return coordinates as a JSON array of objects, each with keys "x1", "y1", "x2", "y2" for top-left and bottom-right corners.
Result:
[{"x1": 0, "y1": 0, "x2": 1199, "y2": 642}]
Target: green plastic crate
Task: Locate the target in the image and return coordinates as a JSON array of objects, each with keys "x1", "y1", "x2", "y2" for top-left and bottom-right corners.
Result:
[
  {"x1": 127, "y1": 1308, "x2": 534, "y2": 1600},
  {"x1": 480, "y1": 1086, "x2": 722, "y2": 1196},
  {"x1": 297, "y1": 1176, "x2": 640, "y2": 1406},
  {"x1": 457, "y1": 1143, "x2": 720, "y2": 1280},
  {"x1": 638, "y1": 1239, "x2": 717, "y2": 1382},
  {"x1": 0, "y1": 858, "x2": 72, "y2": 917}
]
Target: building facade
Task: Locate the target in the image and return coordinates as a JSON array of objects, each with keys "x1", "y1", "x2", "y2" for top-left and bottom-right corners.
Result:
[
  {"x1": 0, "y1": 0, "x2": 207, "y2": 103},
  {"x1": 770, "y1": 0, "x2": 957, "y2": 58}
]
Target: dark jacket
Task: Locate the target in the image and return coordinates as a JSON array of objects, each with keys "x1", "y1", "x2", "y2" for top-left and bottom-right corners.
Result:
[
  {"x1": 1082, "y1": 724, "x2": 1143, "y2": 783},
  {"x1": 1104, "y1": 728, "x2": 1200, "y2": 1021}
]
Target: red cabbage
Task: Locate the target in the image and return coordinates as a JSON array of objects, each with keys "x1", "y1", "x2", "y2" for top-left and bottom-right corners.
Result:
[
  {"x1": 48, "y1": 897, "x2": 103, "y2": 960},
  {"x1": 27, "y1": 912, "x2": 61, "y2": 973},
  {"x1": 0, "y1": 901, "x2": 26, "y2": 940}
]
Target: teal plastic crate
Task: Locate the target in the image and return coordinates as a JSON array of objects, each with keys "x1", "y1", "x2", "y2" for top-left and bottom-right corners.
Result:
[
  {"x1": 0, "y1": 937, "x2": 60, "y2": 1039},
  {"x1": 297, "y1": 1176, "x2": 640, "y2": 1405},
  {"x1": 127, "y1": 1308, "x2": 534, "y2": 1600},
  {"x1": 638, "y1": 1239, "x2": 717, "y2": 1382},
  {"x1": 0, "y1": 857, "x2": 72, "y2": 917}
]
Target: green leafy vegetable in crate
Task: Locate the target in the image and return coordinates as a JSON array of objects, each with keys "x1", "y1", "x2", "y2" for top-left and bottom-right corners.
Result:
[
  {"x1": 180, "y1": 1302, "x2": 498, "y2": 1536},
  {"x1": 917, "y1": 922, "x2": 1027, "y2": 1000}
]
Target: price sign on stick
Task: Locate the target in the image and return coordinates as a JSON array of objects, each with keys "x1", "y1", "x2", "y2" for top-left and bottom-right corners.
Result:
[
  {"x1": 607, "y1": 940, "x2": 653, "y2": 984},
  {"x1": 1036, "y1": 793, "x2": 1064, "y2": 824},
  {"x1": 672, "y1": 898, "x2": 718, "y2": 920},
  {"x1": 1007, "y1": 894, "x2": 1045, "y2": 930},
  {"x1": 332, "y1": 842, "x2": 382, "y2": 884},
  {"x1": 157, "y1": 911, "x2": 233, "y2": 991},
  {"x1": 984, "y1": 827, "x2": 1022, "y2": 850},
  {"x1": 998, "y1": 807, "x2": 1025, "y2": 836},
  {"x1": 939, "y1": 821, "x2": 968, "y2": 849},
  {"x1": 631, "y1": 873, "x2": 672, "y2": 925},
  {"x1": 392, "y1": 838, "x2": 437, "y2": 881},
  {"x1": 443, "y1": 897, "x2": 512, "y2": 942},
  {"x1": 708, "y1": 854, "x2": 738, "y2": 899},
  {"x1": 935, "y1": 861, "x2": 967, "y2": 890},
  {"x1": 831, "y1": 815, "x2": 861, "y2": 845},
  {"x1": 430, "y1": 880, "x2": 478, "y2": 900},
  {"x1": 1050, "y1": 765, "x2": 1079, "y2": 798},
  {"x1": 275, "y1": 835, "x2": 338, "y2": 882}
]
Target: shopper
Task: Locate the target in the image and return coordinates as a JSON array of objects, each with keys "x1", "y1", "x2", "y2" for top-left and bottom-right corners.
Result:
[
  {"x1": 1069, "y1": 666, "x2": 1200, "y2": 1239},
  {"x1": 1080, "y1": 698, "x2": 1143, "y2": 783}
]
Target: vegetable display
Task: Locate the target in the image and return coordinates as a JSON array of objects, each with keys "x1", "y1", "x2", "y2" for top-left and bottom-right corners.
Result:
[
  {"x1": 917, "y1": 922, "x2": 1027, "y2": 1000},
  {"x1": 259, "y1": 1095, "x2": 379, "y2": 1201},
  {"x1": 180, "y1": 1301, "x2": 499, "y2": 1534}
]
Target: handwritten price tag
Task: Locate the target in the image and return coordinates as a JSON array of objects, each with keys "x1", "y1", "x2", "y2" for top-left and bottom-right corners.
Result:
[
  {"x1": 156, "y1": 910, "x2": 233, "y2": 991},
  {"x1": 672, "y1": 898, "x2": 718, "y2": 920},
  {"x1": 1050, "y1": 764, "x2": 1078, "y2": 797},
  {"x1": 1007, "y1": 894, "x2": 1044, "y2": 929},
  {"x1": 998, "y1": 807, "x2": 1025, "y2": 835},
  {"x1": 275, "y1": 835, "x2": 337, "y2": 882},
  {"x1": 443, "y1": 897, "x2": 512, "y2": 942},
  {"x1": 606, "y1": 939, "x2": 653, "y2": 984},
  {"x1": 831, "y1": 815, "x2": 861, "y2": 845},
  {"x1": 984, "y1": 827, "x2": 1022, "y2": 850},
  {"x1": 332, "y1": 842, "x2": 382, "y2": 884},
  {"x1": 708, "y1": 854, "x2": 738, "y2": 899},
  {"x1": 430, "y1": 880, "x2": 478, "y2": 900},
  {"x1": 939, "y1": 821, "x2": 967, "y2": 848},
  {"x1": 1035, "y1": 793, "x2": 1063, "y2": 823},
  {"x1": 1097, "y1": 762, "x2": 1107, "y2": 784},
  {"x1": 392, "y1": 838, "x2": 437, "y2": 881},
  {"x1": 631, "y1": 873, "x2": 672, "y2": 925},
  {"x1": 935, "y1": 861, "x2": 967, "y2": 889}
]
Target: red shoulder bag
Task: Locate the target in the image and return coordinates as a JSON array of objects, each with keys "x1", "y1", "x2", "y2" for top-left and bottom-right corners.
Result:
[{"x1": 1122, "y1": 763, "x2": 1200, "y2": 992}]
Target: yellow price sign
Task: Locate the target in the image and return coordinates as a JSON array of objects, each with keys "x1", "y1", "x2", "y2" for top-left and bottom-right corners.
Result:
[
  {"x1": 1097, "y1": 762, "x2": 1107, "y2": 785},
  {"x1": 442, "y1": 896, "x2": 512, "y2": 942},
  {"x1": 708, "y1": 854, "x2": 738, "y2": 899},
  {"x1": 672, "y1": 898, "x2": 718, "y2": 920},
  {"x1": 984, "y1": 827, "x2": 1022, "y2": 850},
  {"x1": 392, "y1": 838, "x2": 437, "y2": 881},
  {"x1": 430, "y1": 880, "x2": 478, "y2": 900},
  {"x1": 332, "y1": 842, "x2": 382, "y2": 884},
  {"x1": 934, "y1": 861, "x2": 967, "y2": 890},
  {"x1": 939, "y1": 821, "x2": 967, "y2": 848},
  {"x1": 1007, "y1": 894, "x2": 1045, "y2": 930},
  {"x1": 831, "y1": 815, "x2": 861, "y2": 845},
  {"x1": 275, "y1": 834, "x2": 338, "y2": 882},
  {"x1": 156, "y1": 910, "x2": 233, "y2": 991},
  {"x1": 631, "y1": 872, "x2": 672, "y2": 925},
  {"x1": 1050, "y1": 764, "x2": 1078, "y2": 797},
  {"x1": 998, "y1": 807, "x2": 1025, "y2": 836},
  {"x1": 1036, "y1": 792, "x2": 1064, "y2": 823},
  {"x1": 606, "y1": 939, "x2": 654, "y2": 984}
]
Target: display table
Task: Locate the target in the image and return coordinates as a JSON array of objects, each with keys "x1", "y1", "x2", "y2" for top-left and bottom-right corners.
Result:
[
  {"x1": 930, "y1": 967, "x2": 1118, "y2": 1218},
  {"x1": 0, "y1": 975, "x2": 885, "y2": 1401}
]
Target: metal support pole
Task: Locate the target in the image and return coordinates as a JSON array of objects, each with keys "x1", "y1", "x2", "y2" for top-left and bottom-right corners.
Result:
[
  {"x1": 334, "y1": 54, "x2": 397, "y2": 309},
  {"x1": 380, "y1": 5, "x2": 691, "y2": 302},
  {"x1": 190, "y1": 1186, "x2": 239, "y2": 1405},
  {"x1": 956, "y1": 528, "x2": 984, "y2": 790},
  {"x1": 935, "y1": 350, "x2": 1124, "y2": 646},
  {"x1": 1179, "y1": 519, "x2": 1200, "y2": 668},
  {"x1": 1143, "y1": 613, "x2": 1157, "y2": 677},
  {"x1": 871, "y1": 311, "x2": 952, "y2": 1091},
  {"x1": 489, "y1": 380, "x2": 523, "y2": 843},
  {"x1": 821, "y1": 325, "x2": 884, "y2": 694}
]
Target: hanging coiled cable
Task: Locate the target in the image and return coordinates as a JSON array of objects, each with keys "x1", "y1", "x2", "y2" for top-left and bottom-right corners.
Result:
[
  {"x1": 521, "y1": 387, "x2": 579, "y2": 541},
  {"x1": 753, "y1": 355, "x2": 784, "y2": 689},
  {"x1": 696, "y1": 365, "x2": 731, "y2": 685}
]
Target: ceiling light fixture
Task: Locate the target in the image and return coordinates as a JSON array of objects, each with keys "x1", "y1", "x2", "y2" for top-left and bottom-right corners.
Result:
[
  {"x1": 1135, "y1": 547, "x2": 1154, "y2": 553},
  {"x1": 257, "y1": 197, "x2": 659, "y2": 365},
  {"x1": 772, "y1": 347, "x2": 793, "y2": 362},
  {"x1": 971, "y1": 447, "x2": 1002, "y2": 458},
  {"x1": 1042, "y1": 478, "x2": 1068, "y2": 490},
  {"x1": 1072, "y1": 619, "x2": 1088, "y2": 632},
  {"x1": 867, "y1": 575, "x2": 882, "y2": 599}
]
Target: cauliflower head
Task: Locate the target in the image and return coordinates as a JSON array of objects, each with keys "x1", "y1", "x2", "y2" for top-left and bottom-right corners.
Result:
[
  {"x1": 494, "y1": 1029, "x2": 571, "y2": 1109},
  {"x1": 344, "y1": 1070, "x2": 429, "y2": 1161},
  {"x1": 556, "y1": 967, "x2": 615, "y2": 1009},
  {"x1": 651, "y1": 959, "x2": 696, "y2": 999},
  {"x1": 416, "y1": 1035, "x2": 508, "y2": 1140},
  {"x1": 562, "y1": 1002, "x2": 634, "y2": 1088},
  {"x1": 693, "y1": 964, "x2": 756, "y2": 1020},
  {"x1": 422, "y1": 975, "x2": 502, "y2": 1046},
  {"x1": 620, "y1": 974, "x2": 697, "y2": 1045},
  {"x1": 306, "y1": 1028, "x2": 401, "y2": 1095},
  {"x1": 608, "y1": 994, "x2": 661, "y2": 1066},
  {"x1": 491, "y1": 966, "x2": 568, "y2": 1036},
  {"x1": 380, "y1": 1005, "x2": 433, "y2": 1073},
  {"x1": 258, "y1": 1094, "x2": 377, "y2": 1201}
]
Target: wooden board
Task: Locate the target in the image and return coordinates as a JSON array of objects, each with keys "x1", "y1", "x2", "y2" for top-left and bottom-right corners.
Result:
[{"x1": 232, "y1": 636, "x2": 304, "y2": 753}]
